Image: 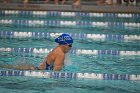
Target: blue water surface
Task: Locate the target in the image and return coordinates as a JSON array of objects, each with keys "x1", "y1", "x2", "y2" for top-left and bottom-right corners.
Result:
[{"x1": 0, "y1": 10, "x2": 140, "y2": 93}]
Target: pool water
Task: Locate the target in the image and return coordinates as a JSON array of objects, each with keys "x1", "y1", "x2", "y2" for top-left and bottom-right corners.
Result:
[
  {"x1": 0, "y1": 10, "x2": 140, "y2": 93},
  {"x1": 0, "y1": 77, "x2": 140, "y2": 93}
]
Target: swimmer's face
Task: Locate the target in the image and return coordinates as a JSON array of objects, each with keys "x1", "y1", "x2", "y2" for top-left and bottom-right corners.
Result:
[
  {"x1": 65, "y1": 44, "x2": 72, "y2": 53},
  {"x1": 68, "y1": 44, "x2": 72, "y2": 47}
]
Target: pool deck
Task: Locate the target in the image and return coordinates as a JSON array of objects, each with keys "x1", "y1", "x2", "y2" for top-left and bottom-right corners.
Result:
[{"x1": 0, "y1": 3, "x2": 140, "y2": 13}]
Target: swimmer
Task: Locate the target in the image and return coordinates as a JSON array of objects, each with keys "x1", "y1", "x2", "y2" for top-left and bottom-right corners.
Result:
[
  {"x1": 38, "y1": 33, "x2": 73, "y2": 71},
  {"x1": 0, "y1": 33, "x2": 73, "y2": 71}
]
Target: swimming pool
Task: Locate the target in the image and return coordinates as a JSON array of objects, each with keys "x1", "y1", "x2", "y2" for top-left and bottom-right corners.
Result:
[{"x1": 0, "y1": 10, "x2": 140, "y2": 93}]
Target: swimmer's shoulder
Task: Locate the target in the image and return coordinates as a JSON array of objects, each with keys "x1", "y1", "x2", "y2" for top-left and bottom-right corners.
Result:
[{"x1": 53, "y1": 47, "x2": 65, "y2": 56}]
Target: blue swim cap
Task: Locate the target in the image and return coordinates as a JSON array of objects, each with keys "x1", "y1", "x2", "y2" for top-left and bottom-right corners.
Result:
[{"x1": 55, "y1": 33, "x2": 73, "y2": 45}]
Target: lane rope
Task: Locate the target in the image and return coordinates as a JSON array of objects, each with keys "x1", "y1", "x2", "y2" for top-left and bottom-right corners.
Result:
[
  {"x1": 0, "y1": 31, "x2": 140, "y2": 41},
  {"x1": 0, "y1": 48, "x2": 140, "y2": 56},
  {"x1": 0, "y1": 70, "x2": 139, "y2": 80},
  {"x1": 0, "y1": 10, "x2": 139, "y2": 18}
]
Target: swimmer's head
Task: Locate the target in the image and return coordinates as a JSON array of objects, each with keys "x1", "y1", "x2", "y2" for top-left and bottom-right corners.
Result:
[{"x1": 55, "y1": 33, "x2": 73, "y2": 46}]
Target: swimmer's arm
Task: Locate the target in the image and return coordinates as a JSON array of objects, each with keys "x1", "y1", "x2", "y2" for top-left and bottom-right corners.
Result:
[
  {"x1": 0, "y1": 64, "x2": 35, "y2": 70},
  {"x1": 38, "y1": 58, "x2": 47, "y2": 70},
  {"x1": 53, "y1": 54, "x2": 65, "y2": 71},
  {"x1": 0, "y1": 64, "x2": 13, "y2": 69}
]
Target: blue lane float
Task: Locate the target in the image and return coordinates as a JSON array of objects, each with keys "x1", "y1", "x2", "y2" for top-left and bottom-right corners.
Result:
[
  {"x1": 0, "y1": 31, "x2": 140, "y2": 41},
  {"x1": 0, "y1": 48, "x2": 140, "y2": 56},
  {"x1": 0, "y1": 19, "x2": 140, "y2": 28},
  {"x1": 0, "y1": 70, "x2": 140, "y2": 81},
  {"x1": 0, "y1": 10, "x2": 140, "y2": 18}
]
